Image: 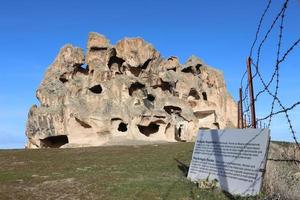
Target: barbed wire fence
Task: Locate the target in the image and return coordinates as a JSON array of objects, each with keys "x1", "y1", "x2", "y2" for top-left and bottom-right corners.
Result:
[{"x1": 238, "y1": 0, "x2": 300, "y2": 152}]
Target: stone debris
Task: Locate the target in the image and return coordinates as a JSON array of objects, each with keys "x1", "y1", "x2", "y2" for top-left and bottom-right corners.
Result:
[{"x1": 25, "y1": 32, "x2": 237, "y2": 148}]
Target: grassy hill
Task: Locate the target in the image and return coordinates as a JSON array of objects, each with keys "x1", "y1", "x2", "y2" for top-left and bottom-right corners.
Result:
[{"x1": 0, "y1": 142, "x2": 298, "y2": 200}]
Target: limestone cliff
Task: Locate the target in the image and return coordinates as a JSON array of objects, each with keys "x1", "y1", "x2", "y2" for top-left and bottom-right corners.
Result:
[{"x1": 25, "y1": 32, "x2": 237, "y2": 148}]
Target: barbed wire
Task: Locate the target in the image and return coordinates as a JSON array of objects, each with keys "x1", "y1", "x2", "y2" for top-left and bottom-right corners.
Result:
[
  {"x1": 240, "y1": 0, "x2": 273, "y2": 127},
  {"x1": 279, "y1": 37, "x2": 300, "y2": 63},
  {"x1": 267, "y1": 1, "x2": 286, "y2": 127},
  {"x1": 239, "y1": 0, "x2": 300, "y2": 148},
  {"x1": 257, "y1": 101, "x2": 300, "y2": 122},
  {"x1": 251, "y1": 0, "x2": 288, "y2": 82},
  {"x1": 249, "y1": 0, "x2": 272, "y2": 58},
  {"x1": 252, "y1": 38, "x2": 300, "y2": 102}
]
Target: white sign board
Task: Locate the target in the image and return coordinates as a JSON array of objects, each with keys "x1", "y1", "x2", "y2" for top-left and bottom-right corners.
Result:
[{"x1": 187, "y1": 128, "x2": 270, "y2": 196}]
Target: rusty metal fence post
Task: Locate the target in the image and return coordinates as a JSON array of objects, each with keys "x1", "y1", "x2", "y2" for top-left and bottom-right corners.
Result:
[
  {"x1": 247, "y1": 57, "x2": 257, "y2": 128},
  {"x1": 239, "y1": 88, "x2": 244, "y2": 128}
]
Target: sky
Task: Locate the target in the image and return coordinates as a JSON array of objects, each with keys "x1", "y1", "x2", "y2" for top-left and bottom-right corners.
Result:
[{"x1": 0, "y1": 0, "x2": 299, "y2": 148}]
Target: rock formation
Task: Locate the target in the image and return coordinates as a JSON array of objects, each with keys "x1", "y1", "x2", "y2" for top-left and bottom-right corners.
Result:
[{"x1": 25, "y1": 32, "x2": 237, "y2": 148}]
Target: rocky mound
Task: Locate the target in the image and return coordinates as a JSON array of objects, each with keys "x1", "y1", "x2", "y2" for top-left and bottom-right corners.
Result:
[{"x1": 25, "y1": 32, "x2": 237, "y2": 148}]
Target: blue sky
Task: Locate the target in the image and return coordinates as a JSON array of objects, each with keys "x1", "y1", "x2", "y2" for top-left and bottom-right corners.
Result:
[{"x1": 0, "y1": 0, "x2": 299, "y2": 148}]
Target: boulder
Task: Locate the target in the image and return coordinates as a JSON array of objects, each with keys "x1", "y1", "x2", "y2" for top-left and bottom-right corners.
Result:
[{"x1": 25, "y1": 32, "x2": 237, "y2": 148}]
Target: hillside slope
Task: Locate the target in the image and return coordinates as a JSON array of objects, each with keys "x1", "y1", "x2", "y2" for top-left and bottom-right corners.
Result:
[{"x1": 0, "y1": 142, "x2": 299, "y2": 199}]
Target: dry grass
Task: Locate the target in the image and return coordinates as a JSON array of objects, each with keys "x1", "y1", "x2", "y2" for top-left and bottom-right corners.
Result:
[
  {"x1": 0, "y1": 142, "x2": 297, "y2": 199},
  {"x1": 263, "y1": 142, "x2": 300, "y2": 200}
]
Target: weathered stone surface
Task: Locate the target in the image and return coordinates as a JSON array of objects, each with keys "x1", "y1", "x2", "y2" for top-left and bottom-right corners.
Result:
[
  {"x1": 115, "y1": 38, "x2": 159, "y2": 68},
  {"x1": 87, "y1": 32, "x2": 110, "y2": 49},
  {"x1": 25, "y1": 32, "x2": 237, "y2": 148}
]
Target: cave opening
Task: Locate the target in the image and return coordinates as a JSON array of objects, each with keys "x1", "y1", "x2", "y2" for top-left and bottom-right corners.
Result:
[
  {"x1": 118, "y1": 122, "x2": 128, "y2": 132},
  {"x1": 175, "y1": 126, "x2": 182, "y2": 141},
  {"x1": 71, "y1": 63, "x2": 87, "y2": 73},
  {"x1": 129, "y1": 82, "x2": 145, "y2": 96},
  {"x1": 161, "y1": 81, "x2": 173, "y2": 92},
  {"x1": 147, "y1": 94, "x2": 155, "y2": 101},
  {"x1": 40, "y1": 135, "x2": 69, "y2": 148},
  {"x1": 163, "y1": 105, "x2": 182, "y2": 115},
  {"x1": 89, "y1": 84, "x2": 103, "y2": 94},
  {"x1": 195, "y1": 64, "x2": 202, "y2": 70},
  {"x1": 188, "y1": 88, "x2": 200, "y2": 100},
  {"x1": 81, "y1": 63, "x2": 88, "y2": 70},
  {"x1": 59, "y1": 76, "x2": 68, "y2": 83},
  {"x1": 108, "y1": 56, "x2": 125, "y2": 69},
  {"x1": 59, "y1": 73, "x2": 68, "y2": 83},
  {"x1": 202, "y1": 92, "x2": 208, "y2": 101},
  {"x1": 181, "y1": 66, "x2": 193, "y2": 73},
  {"x1": 137, "y1": 123, "x2": 160, "y2": 136},
  {"x1": 195, "y1": 64, "x2": 202, "y2": 74},
  {"x1": 152, "y1": 80, "x2": 173, "y2": 93},
  {"x1": 129, "y1": 66, "x2": 142, "y2": 77},
  {"x1": 76, "y1": 64, "x2": 89, "y2": 75}
]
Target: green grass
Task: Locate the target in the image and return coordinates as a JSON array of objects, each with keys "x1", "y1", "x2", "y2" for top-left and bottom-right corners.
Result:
[{"x1": 0, "y1": 143, "x2": 264, "y2": 200}]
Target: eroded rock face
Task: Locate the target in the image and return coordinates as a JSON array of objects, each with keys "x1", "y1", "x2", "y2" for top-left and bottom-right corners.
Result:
[{"x1": 25, "y1": 32, "x2": 237, "y2": 148}]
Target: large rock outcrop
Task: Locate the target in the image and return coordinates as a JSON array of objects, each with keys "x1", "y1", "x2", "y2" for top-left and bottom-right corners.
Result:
[{"x1": 25, "y1": 32, "x2": 237, "y2": 148}]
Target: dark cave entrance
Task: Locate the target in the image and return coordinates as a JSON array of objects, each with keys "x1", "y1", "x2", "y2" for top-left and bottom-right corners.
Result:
[
  {"x1": 89, "y1": 84, "x2": 103, "y2": 94},
  {"x1": 188, "y1": 88, "x2": 200, "y2": 100},
  {"x1": 147, "y1": 94, "x2": 155, "y2": 102},
  {"x1": 40, "y1": 135, "x2": 69, "y2": 148},
  {"x1": 163, "y1": 105, "x2": 182, "y2": 115},
  {"x1": 202, "y1": 92, "x2": 208, "y2": 101},
  {"x1": 175, "y1": 125, "x2": 186, "y2": 142},
  {"x1": 128, "y1": 82, "x2": 145, "y2": 96},
  {"x1": 137, "y1": 123, "x2": 160, "y2": 137},
  {"x1": 108, "y1": 56, "x2": 125, "y2": 70},
  {"x1": 118, "y1": 122, "x2": 128, "y2": 132}
]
